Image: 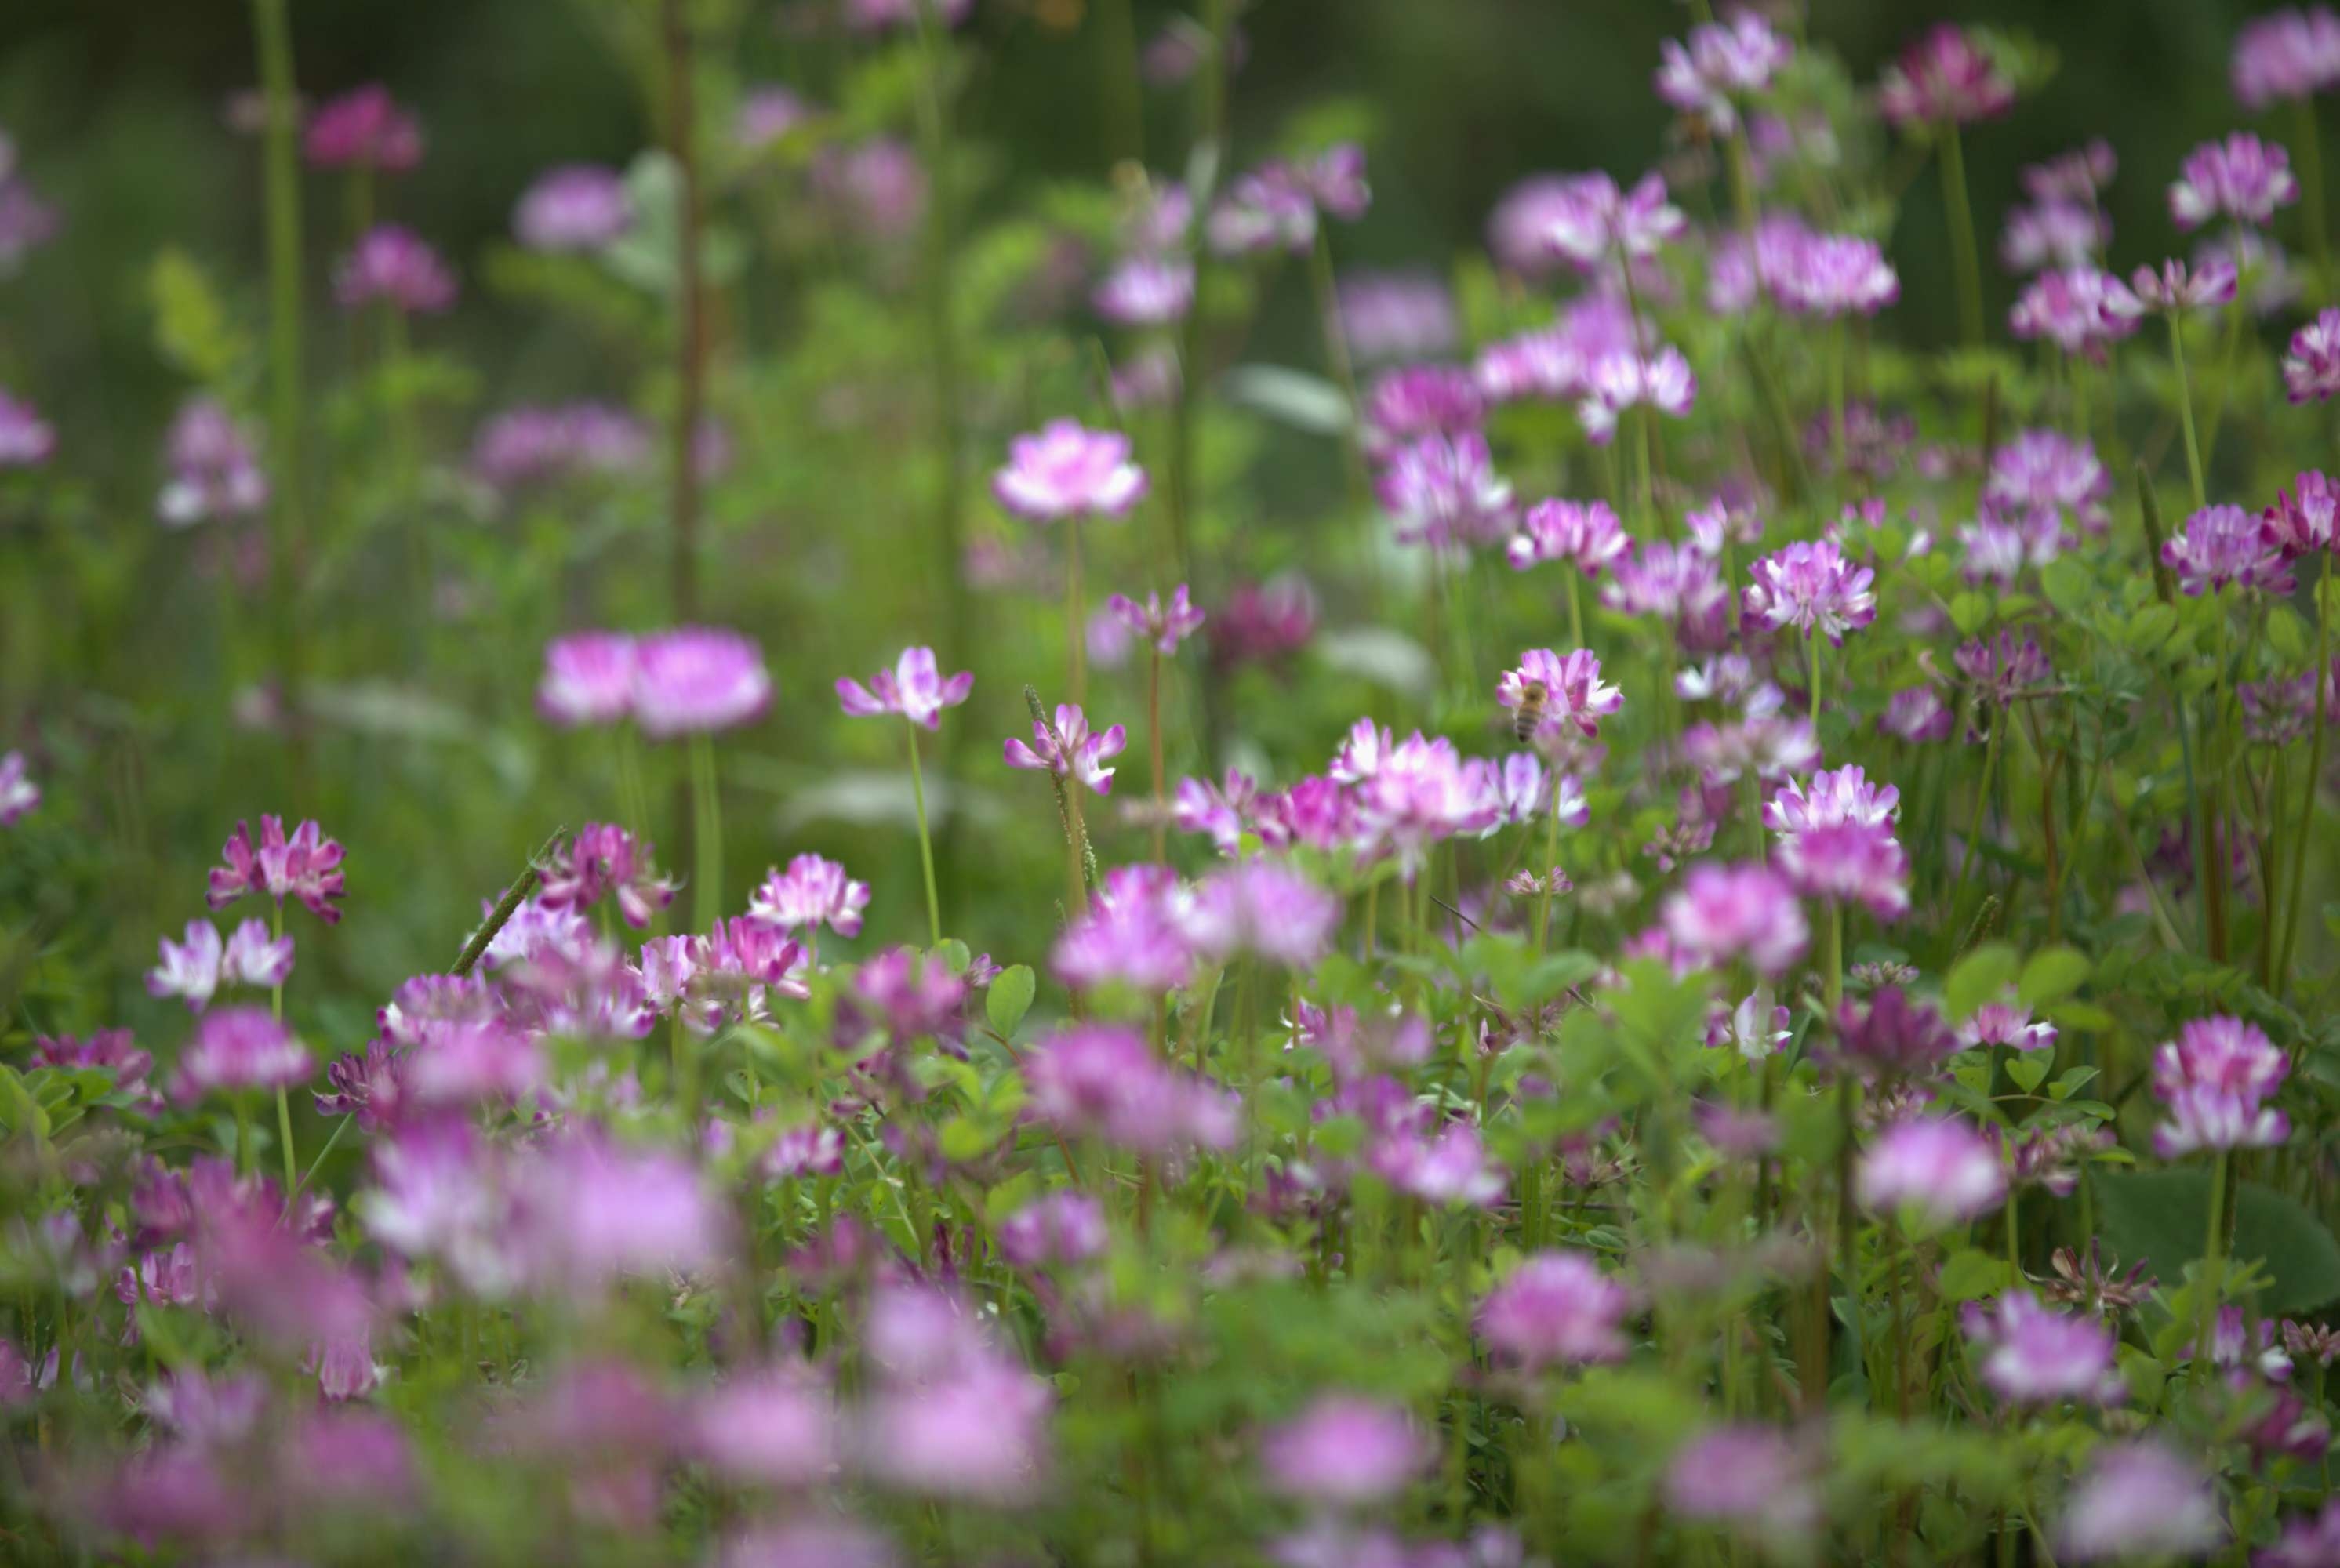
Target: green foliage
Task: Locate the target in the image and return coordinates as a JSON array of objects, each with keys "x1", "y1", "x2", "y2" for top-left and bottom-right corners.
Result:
[{"x1": 2097, "y1": 1170, "x2": 2340, "y2": 1313}]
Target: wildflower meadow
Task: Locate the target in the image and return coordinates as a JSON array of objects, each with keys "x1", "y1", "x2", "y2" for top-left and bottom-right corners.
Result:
[{"x1": 12, "y1": 1, "x2": 2340, "y2": 1563}]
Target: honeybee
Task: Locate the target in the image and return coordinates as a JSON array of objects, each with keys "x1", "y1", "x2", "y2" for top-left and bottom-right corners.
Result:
[{"x1": 1511, "y1": 679, "x2": 1548, "y2": 745}]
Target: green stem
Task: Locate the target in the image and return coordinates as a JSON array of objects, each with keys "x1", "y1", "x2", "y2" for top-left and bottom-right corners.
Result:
[
  {"x1": 905, "y1": 718, "x2": 943, "y2": 946},
  {"x1": 911, "y1": 0, "x2": 972, "y2": 716},
  {"x1": 2167, "y1": 312, "x2": 2207, "y2": 513},
  {"x1": 1807, "y1": 630, "x2": 1822, "y2": 729},
  {"x1": 1066, "y1": 517, "x2": 1088, "y2": 705},
  {"x1": 1939, "y1": 125, "x2": 1985, "y2": 351},
  {"x1": 2298, "y1": 96, "x2": 2332, "y2": 302},
  {"x1": 249, "y1": 0, "x2": 308, "y2": 786},
  {"x1": 1823, "y1": 902, "x2": 1844, "y2": 1018},
  {"x1": 1532, "y1": 784, "x2": 1565, "y2": 953},
  {"x1": 1147, "y1": 648, "x2": 1166, "y2": 865},
  {"x1": 691, "y1": 733, "x2": 723, "y2": 930},
  {"x1": 1829, "y1": 320, "x2": 1849, "y2": 481},
  {"x1": 2199, "y1": 1149, "x2": 2229, "y2": 1374},
  {"x1": 1092, "y1": 0, "x2": 1144, "y2": 167},
  {"x1": 661, "y1": 0, "x2": 706, "y2": 621},
  {"x1": 1564, "y1": 570, "x2": 1585, "y2": 651},
  {"x1": 1953, "y1": 717, "x2": 2004, "y2": 913},
  {"x1": 2278, "y1": 579, "x2": 2331, "y2": 992}
]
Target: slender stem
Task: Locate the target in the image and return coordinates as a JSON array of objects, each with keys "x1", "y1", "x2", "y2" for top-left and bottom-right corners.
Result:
[
  {"x1": 1307, "y1": 226, "x2": 1370, "y2": 522},
  {"x1": 1952, "y1": 717, "x2": 2004, "y2": 913},
  {"x1": 1938, "y1": 125, "x2": 1984, "y2": 351},
  {"x1": 1823, "y1": 902, "x2": 1844, "y2": 1018},
  {"x1": 2298, "y1": 96, "x2": 2332, "y2": 302},
  {"x1": 249, "y1": 0, "x2": 308, "y2": 786},
  {"x1": 2199, "y1": 1149, "x2": 2229, "y2": 1374},
  {"x1": 1146, "y1": 648, "x2": 1166, "y2": 865},
  {"x1": 1829, "y1": 320, "x2": 1849, "y2": 481},
  {"x1": 2278, "y1": 577, "x2": 2331, "y2": 992},
  {"x1": 1806, "y1": 630, "x2": 1822, "y2": 728},
  {"x1": 2167, "y1": 312, "x2": 2207, "y2": 513},
  {"x1": 1092, "y1": 0, "x2": 1144, "y2": 168},
  {"x1": 1066, "y1": 517, "x2": 1088, "y2": 704},
  {"x1": 661, "y1": 0, "x2": 706, "y2": 622},
  {"x1": 904, "y1": 718, "x2": 943, "y2": 946},
  {"x1": 1532, "y1": 783, "x2": 1565, "y2": 953},
  {"x1": 1564, "y1": 570, "x2": 1584, "y2": 650},
  {"x1": 270, "y1": 903, "x2": 294, "y2": 1192},
  {"x1": 691, "y1": 734, "x2": 723, "y2": 931}
]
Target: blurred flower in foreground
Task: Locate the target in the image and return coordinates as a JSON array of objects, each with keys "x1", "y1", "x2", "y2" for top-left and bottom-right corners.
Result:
[
  {"x1": 303, "y1": 84, "x2": 423, "y2": 172},
  {"x1": 156, "y1": 400, "x2": 268, "y2": 528},
  {"x1": 2056, "y1": 1442, "x2": 2222, "y2": 1562},
  {"x1": 0, "y1": 389, "x2": 56, "y2": 467},
  {"x1": 2149, "y1": 1015, "x2": 2290, "y2": 1157},
  {"x1": 1262, "y1": 1396, "x2": 1426, "y2": 1507},
  {"x1": 1858, "y1": 1116, "x2": 2006, "y2": 1228},
  {"x1": 2233, "y1": 6, "x2": 2340, "y2": 108},
  {"x1": 1665, "y1": 1425, "x2": 1820, "y2": 1550},
  {"x1": 540, "y1": 632, "x2": 638, "y2": 727},
  {"x1": 1337, "y1": 270, "x2": 1459, "y2": 362},
  {"x1": 0, "y1": 750, "x2": 36, "y2": 826},
  {"x1": 335, "y1": 223, "x2": 458, "y2": 314},
  {"x1": 1477, "y1": 1251, "x2": 1632, "y2": 1370},
  {"x1": 630, "y1": 627, "x2": 772, "y2": 738},
  {"x1": 2168, "y1": 132, "x2": 2298, "y2": 230},
  {"x1": 992, "y1": 420, "x2": 1147, "y2": 521},
  {"x1": 2284, "y1": 307, "x2": 2340, "y2": 401},
  {"x1": 171, "y1": 1006, "x2": 312, "y2": 1102}
]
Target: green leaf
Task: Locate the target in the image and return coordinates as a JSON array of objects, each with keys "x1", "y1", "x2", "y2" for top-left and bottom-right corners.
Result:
[
  {"x1": 1944, "y1": 942, "x2": 2019, "y2": 1022},
  {"x1": 1949, "y1": 591, "x2": 1992, "y2": 636},
  {"x1": 2096, "y1": 1170, "x2": 2340, "y2": 1313},
  {"x1": 2267, "y1": 605, "x2": 2310, "y2": 666},
  {"x1": 2040, "y1": 559, "x2": 2094, "y2": 618},
  {"x1": 2006, "y1": 1055, "x2": 2049, "y2": 1094},
  {"x1": 2125, "y1": 603, "x2": 2178, "y2": 652},
  {"x1": 938, "y1": 1116, "x2": 1005, "y2": 1162},
  {"x1": 935, "y1": 938, "x2": 972, "y2": 974},
  {"x1": 1219, "y1": 365, "x2": 1351, "y2": 436},
  {"x1": 148, "y1": 248, "x2": 253, "y2": 388},
  {"x1": 2047, "y1": 1066, "x2": 2098, "y2": 1101},
  {"x1": 2018, "y1": 946, "x2": 2089, "y2": 1007},
  {"x1": 1937, "y1": 1248, "x2": 2017, "y2": 1302},
  {"x1": 986, "y1": 964, "x2": 1036, "y2": 1036}
]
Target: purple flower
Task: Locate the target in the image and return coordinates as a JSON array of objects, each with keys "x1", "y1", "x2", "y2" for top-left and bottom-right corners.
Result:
[
  {"x1": 1337, "y1": 270, "x2": 1459, "y2": 363},
  {"x1": 2261, "y1": 1499, "x2": 2340, "y2": 1568},
  {"x1": 1509, "y1": 497, "x2": 1628, "y2": 577},
  {"x1": 1604, "y1": 538, "x2": 1733, "y2": 639},
  {"x1": 852, "y1": 947, "x2": 967, "y2": 1043},
  {"x1": 1022, "y1": 1025, "x2": 1234, "y2": 1156},
  {"x1": 689, "y1": 1370, "x2": 835, "y2": 1489},
  {"x1": 1104, "y1": 585, "x2": 1205, "y2": 655},
  {"x1": 1052, "y1": 865, "x2": 1194, "y2": 993},
  {"x1": 1962, "y1": 1290, "x2": 2125, "y2": 1405},
  {"x1": 304, "y1": 85, "x2": 423, "y2": 171},
  {"x1": 155, "y1": 399, "x2": 268, "y2": 527},
  {"x1": 1496, "y1": 648, "x2": 1625, "y2": 742},
  {"x1": 1957, "y1": 629, "x2": 2053, "y2": 706},
  {"x1": 0, "y1": 750, "x2": 37, "y2": 826},
  {"x1": 1358, "y1": 365, "x2": 1484, "y2": 463},
  {"x1": 2285, "y1": 308, "x2": 2340, "y2": 401},
  {"x1": 1262, "y1": 1397, "x2": 1427, "y2": 1507},
  {"x1": 473, "y1": 402, "x2": 654, "y2": 493},
  {"x1": 630, "y1": 626, "x2": 772, "y2": 738},
  {"x1": 513, "y1": 164, "x2": 632, "y2": 251},
  {"x1": 1857, "y1": 1116, "x2": 2006, "y2": 1227},
  {"x1": 733, "y1": 86, "x2": 813, "y2": 152},
  {"x1": 1877, "y1": 25, "x2": 2016, "y2": 129},
  {"x1": 334, "y1": 223, "x2": 457, "y2": 314},
  {"x1": 1655, "y1": 13, "x2": 1792, "y2": 134},
  {"x1": 992, "y1": 419, "x2": 1147, "y2": 521},
  {"x1": 172, "y1": 1005, "x2": 313, "y2": 1102},
  {"x1": 206, "y1": 815, "x2": 347, "y2": 924},
  {"x1": 1662, "y1": 862, "x2": 1808, "y2": 976},
  {"x1": 1665, "y1": 1426, "x2": 1820, "y2": 1546},
  {"x1": 2001, "y1": 200, "x2": 2109, "y2": 274},
  {"x1": 540, "y1": 824, "x2": 678, "y2": 930},
  {"x1": 1477, "y1": 1251, "x2": 1631, "y2": 1369},
  {"x1": 1960, "y1": 1000, "x2": 2057, "y2": 1053},
  {"x1": 1005, "y1": 703, "x2": 1126, "y2": 794},
  {"x1": 1988, "y1": 430, "x2": 2110, "y2": 537},
  {"x1": 539, "y1": 632, "x2": 638, "y2": 726},
  {"x1": 0, "y1": 389, "x2": 55, "y2": 467},
  {"x1": 1774, "y1": 233, "x2": 1899, "y2": 318},
  {"x1": 1306, "y1": 143, "x2": 1371, "y2": 221},
  {"x1": 147, "y1": 920, "x2": 224, "y2": 1011},
  {"x1": 2164, "y1": 504, "x2": 2295, "y2": 596},
  {"x1": 34, "y1": 1030, "x2": 158, "y2": 1112},
  {"x1": 2171, "y1": 133, "x2": 2299, "y2": 230},
  {"x1": 1743, "y1": 539, "x2": 1877, "y2": 644},
  {"x1": 835, "y1": 645, "x2": 973, "y2": 730},
  {"x1": 1831, "y1": 986, "x2": 1960, "y2": 1080},
  {"x1": 1210, "y1": 575, "x2": 1318, "y2": 668},
  {"x1": 1535, "y1": 171, "x2": 1685, "y2": 267},
  {"x1": 812, "y1": 137, "x2": 927, "y2": 241},
  {"x1": 2266, "y1": 470, "x2": 2340, "y2": 556},
  {"x1": 510, "y1": 1133, "x2": 725, "y2": 1293},
  {"x1": 1092, "y1": 256, "x2": 1194, "y2": 325},
  {"x1": 2009, "y1": 267, "x2": 2135, "y2": 359},
  {"x1": 1880, "y1": 687, "x2": 1954, "y2": 743},
  {"x1": 1176, "y1": 861, "x2": 1341, "y2": 968},
  {"x1": 1767, "y1": 768, "x2": 1910, "y2": 919},
  {"x1": 1376, "y1": 430, "x2": 1516, "y2": 549},
  {"x1": 1208, "y1": 162, "x2": 1318, "y2": 256},
  {"x1": 997, "y1": 1192, "x2": 1108, "y2": 1270},
  {"x1": 1577, "y1": 347, "x2": 1698, "y2": 445},
  {"x1": 2106, "y1": 257, "x2": 2239, "y2": 318},
  {"x1": 2058, "y1": 1443, "x2": 2224, "y2": 1563},
  {"x1": 2152, "y1": 1016, "x2": 2291, "y2": 1156},
  {"x1": 750, "y1": 854, "x2": 870, "y2": 938},
  {"x1": 2235, "y1": 7, "x2": 2340, "y2": 108}
]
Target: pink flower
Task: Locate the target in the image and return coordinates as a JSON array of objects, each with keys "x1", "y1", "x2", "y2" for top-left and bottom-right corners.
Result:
[
  {"x1": 1766, "y1": 764, "x2": 1902, "y2": 834},
  {"x1": 991, "y1": 419, "x2": 1147, "y2": 520},
  {"x1": 1509, "y1": 497, "x2": 1628, "y2": 576},
  {"x1": 1477, "y1": 1251, "x2": 1632, "y2": 1369},
  {"x1": 1358, "y1": 365, "x2": 1484, "y2": 463},
  {"x1": 1022, "y1": 1025, "x2": 1234, "y2": 1156},
  {"x1": 172, "y1": 1005, "x2": 313, "y2": 1102},
  {"x1": 510, "y1": 1133, "x2": 725, "y2": 1293},
  {"x1": 1207, "y1": 162, "x2": 1318, "y2": 256},
  {"x1": 1666, "y1": 1426, "x2": 1820, "y2": 1545},
  {"x1": 2057, "y1": 1443, "x2": 2224, "y2": 1563},
  {"x1": 1104, "y1": 585, "x2": 1205, "y2": 655},
  {"x1": 1261, "y1": 1397, "x2": 1427, "y2": 1507},
  {"x1": 1743, "y1": 539, "x2": 1877, "y2": 644},
  {"x1": 1496, "y1": 648, "x2": 1626, "y2": 742},
  {"x1": 1957, "y1": 628, "x2": 2054, "y2": 706},
  {"x1": 303, "y1": 84, "x2": 423, "y2": 171},
  {"x1": 2008, "y1": 267, "x2": 2135, "y2": 359},
  {"x1": 1877, "y1": 24, "x2": 2016, "y2": 129},
  {"x1": 156, "y1": 398, "x2": 268, "y2": 527},
  {"x1": 835, "y1": 645, "x2": 972, "y2": 730},
  {"x1": 689, "y1": 1370, "x2": 836, "y2": 1488},
  {"x1": 2170, "y1": 132, "x2": 2299, "y2": 230},
  {"x1": 2151, "y1": 1016, "x2": 2291, "y2": 1156},
  {"x1": 2266, "y1": 470, "x2": 2340, "y2": 555},
  {"x1": 1337, "y1": 270, "x2": 1459, "y2": 363},
  {"x1": 1775, "y1": 233, "x2": 1899, "y2": 318},
  {"x1": 1989, "y1": 429, "x2": 2110, "y2": 535},
  {"x1": 1662, "y1": 862, "x2": 1808, "y2": 976},
  {"x1": 1052, "y1": 865, "x2": 1194, "y2": 993},
  {"x1": 2234, "y1": 6, "x2": 2340, "y2": 109},
  {"x1": 2000, "y1": 199, "x2": 2109, "y2": 274},
  {"x1": 997, "y1": 1192, "x2": 1109, "y2": 1270},
  {"x1": 1376, "y1": 430, "x2": 1517, "y2": 548},
  {"x1": 147, "y1": 920, "x2": 224, "y2": 1011},
  {"x1": 2106, "y1": 257, "x2": 2239, "y2": 318},
  {"x1": 750, "y1": 854, "x2": 870, "y2": 938},
  {"x1": 1655, "y1": 13, "x2": 1792, "y2": 134},
  {"x1": 514, "y1": 164, "x2": 632, "y2": 251},
  {"x1": 1857, "y1": 1116, "x2": 2006, "y2": 1227},
  {"x1": 1092, "y1": 256, "x2": 1194, "y2": 325},
  {"x1": 1880, "y1": 687, "x2": 1953, "y2": 742},
  {"x1": 852, "y1": 947, "x2": 967, "y2": 1042},
  {"x1": 2164, "y1": 503, "x2": 2295, "y2": 596},
  {"x1": 539, "y1": 632, "x2": 639, "y2": 726},
  {"x1": 733, "y1": 85, "x2": 813, "y2": 151},
  {"x1": 631, "y1": 626, "x2": 772, "y2": 737},
  {"x1": 540, "y1": 824, "x2": 678, "y2": 929},
  {"x1": 1005, "y1": 703, "x2": 1127, "y2": 794},
  {"x1": 2284, "y1": 307, "x2": 2340, "y2": 401},
  {"x1": 1960, "y1": 1000, "x2": 2058, "y2": 1053},
  {"x1": 1577, "y1": 347, "x2": 1697, "y2": 445},
  {"x1": 1176, "y1": 861, "x2": 1341, "y2": 968},
  {"x1": 0, "y1": 391, "x2": 53, "y2": 469},
  {"x1": 206, "y1": 815, "x2": 347, "y2": 924},
  {"x1": 1963, "y1": 1290, "x2": 2125, "y2": 1406},
  {"x1": 334, "y1": 223, "x2": 457, "y2": 314},
  {"x1": 1535, "y1": 171, "x2": 1685, "y2": 267}
]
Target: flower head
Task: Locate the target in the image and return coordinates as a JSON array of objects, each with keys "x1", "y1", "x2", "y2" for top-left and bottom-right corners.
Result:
[
  {"x1": 334, "y1": 224, "x2": 457, "y2": 314},
  {"x1": 1262, "y1": 1397, "x2": 1427, "y2": 1508},
  {"x1": 1655, "y1": 13, "x2": 1793, "y2": 134},
  {"x1": 538, "y1": 632, "x2": 638, "y2": 726},
  {"x1": 207, "y1": 815, "x2": 347, "y2": 924},
  {"x1": 540, "y1": 824, "x2": 678, "y2": 930},
  {"x1": 1743, "y1": 539, "x2": 1877, "y2": 644},
  {"x1": 2266, "y1": 470, "x2": 2340, "y2": 556},
  {"x1": 631, "y1": 627, "x2": 772, "y2": 738},
  {"x1": 1104, "y1": 586, "x2": 1205, "y2": 655},
  {"x1": 173, "y1": 1006, "x2": 313, "y2": 1102},
  {"x1": 750, "y1": 854, "x2": 870, "y2": 939},
  {"x1": 2008, "y1": 267, "x2": 2135, "y2": 359},
  {"x1": 1509, "y1": 498, "x2": 1628, "y2": 577},
  {"x1": 1577, "y1": 347, "x2": 1698, "y2": 445},
  {"x1": 2106, "y1": 257, "x2": 2238, "y2": 318},
  {"x1": 1005, "y1": 704, "x2": 1126, "y2": 794},
  {"x1": 1477, "y1": 1251, "x2": 1632, "y2": 1369},
  {"x1": 0, "y1": 390, "x2": 56, "y2": 467},
  {"x1": 1957, "y1": 629, "x2": 2054, "y2": 706},
  {"x1": 1376, "y1": 430, "x2": 1517, "y2": 548},
  {"x1": 1665, "y1": 1426, "x2": 1821, "y2": 1548},
  {"x1": 0, "y1": 750, "x2": 37, "y2": 826},
  {"x1": 1857, "y1": 1116, "x2": 2007, "y2": 1228},
  {"x1": 1357, "y1": 365, "x2": 1485, "y2": 463},
  {"x1": 1832, "y1": 986, "x2": 1960, "y2": 1080},
  {"x1": 1775, "y1": 234, "x2": 1899, "y2": 318},
  {"x1": 1092, "y1": 256, "x2": 1194, "y2": 325},
  {"x1": 2169, "y1": 133, "x2": 2298, "y2": 230},
  {"x1": 992, "y1": 420, "x2": 1147, "y2": 521},
  {"x1": 1021, "y1": 1025, "x2": 1234, "y2": 1156},
  {"x1": 1534, "y1": 171, "x2": 1685, "y2": 267},
  {"x1": 2056, "y1": 1443, "x2": 2223, "y2": 1563},
  {"x1": 1176, "y1": 861, "x2": 1341, "y2": 968},
  {"x1": 2164, "y1": 504, "x2": 2295, "y2": 596},
  {"x1": 1053, "y1": 864, "x2": 1193, "y2": 992},
  {"x1": 156, "y1": 399, "x2": 268, "y2": 528},
  {"x1": 2284, "y1": 308, "x2": 2340, "y2": 401},
  {"x1": 514, "y1": 165, "x2": 632, "y2": 251},
  {"x1": 304, "y1": 85, "x2": 423, "y2": 171},
  {"x1": 1662, "y1": 862, "x2": 1808, "y2": 976},
  {"x1": 1878, "y1": 24, "x2": 2016, "y2": 129},
  {"x1": 2151, "y1": 1015, "x2": 2291, "y2": 1156},
  {"x1": 1496, "y1": 648, "x2": 1625, "y2": 743},
  {"x1": 835, "y1": 646, "x2": 972, "y2": 731},
  {"x1": 1962, "y1": 1291, "x2": 2125, "y2": 1405}
]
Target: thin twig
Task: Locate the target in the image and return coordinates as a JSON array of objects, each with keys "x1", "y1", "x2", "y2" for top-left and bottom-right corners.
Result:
[{"x1": 453, "y1": 829, "x2": 566, "y2": 978}]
